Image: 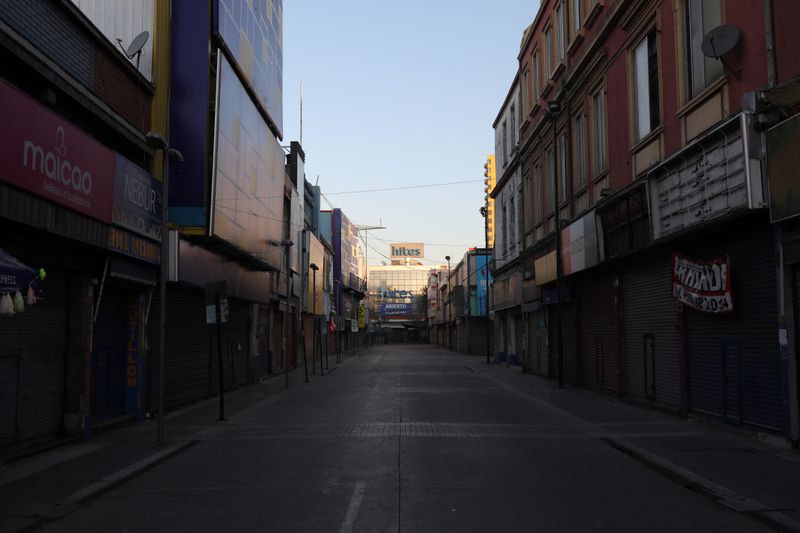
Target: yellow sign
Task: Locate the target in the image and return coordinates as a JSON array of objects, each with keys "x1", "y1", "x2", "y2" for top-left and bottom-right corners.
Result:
[
  {"x1": 358, "y1": 304, "x2": 366, "y2": 328},
  {"x1": 534, "y1": 251, "x2": 557, "y2": 285}
]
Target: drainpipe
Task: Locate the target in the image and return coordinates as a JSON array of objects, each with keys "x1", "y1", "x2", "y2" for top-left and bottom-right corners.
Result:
[{"x1": 765, "y1": 0, "x2": 777, "y2": 87}]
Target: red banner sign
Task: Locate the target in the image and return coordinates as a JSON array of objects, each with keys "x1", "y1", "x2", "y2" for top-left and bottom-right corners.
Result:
[
  {"x1": 0, "y1": 79, "x2": 114, "y2": 222},
  {"x1": 672, "y1": 253, "x2": 733, "y2": 313}
]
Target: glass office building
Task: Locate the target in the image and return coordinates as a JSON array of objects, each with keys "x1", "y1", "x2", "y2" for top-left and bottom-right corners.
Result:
[{"x1": 367, "y1": 265, "x2": 432, "y2": 323}]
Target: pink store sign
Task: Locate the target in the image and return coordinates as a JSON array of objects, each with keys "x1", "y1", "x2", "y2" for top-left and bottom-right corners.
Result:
[{"x1": 0, "y1": 79, "x2": 114, "y2": 222}]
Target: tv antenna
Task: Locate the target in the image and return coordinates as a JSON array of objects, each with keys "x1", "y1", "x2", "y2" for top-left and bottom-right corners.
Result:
[
  {"x1": 116, "y1": 31, "x2": 149, "y2": 70},
  {"x1": 701, "y1": 25, "x2": 741, "y2": 80}
]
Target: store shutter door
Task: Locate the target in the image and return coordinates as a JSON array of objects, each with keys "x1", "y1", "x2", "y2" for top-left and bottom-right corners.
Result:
[
  {"x1": 577, "y1": 267, "x2": 618, "y2": 393},
  {"x1": 210, "y1": 298, "x2": 250, "y2": 392},
  {"x1": 0, "y1": 269, "x2": 66, "y2": 442},
  {"x1": 686, "y1": 218, "x2": 782, "y2": 431},
  {"x1": 623, "y1": 252, "x2": 681, "y2": 410},
  {"x1": 149, "y1": 287, "x2": 211, "y2": 410},
  {"x1": 526, "y1": 309, "x2": 548, "y2": 376}
]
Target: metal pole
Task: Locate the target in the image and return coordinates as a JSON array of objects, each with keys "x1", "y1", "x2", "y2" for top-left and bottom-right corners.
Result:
[
  {"x1": 554, "y1": 115, "x2": 564, "y2": 389},
  {"x1": 215, "y1": 294, "x2": 226, "y2": 421},
  {"x1": 284, "y1": 244, "x2": 291, "y2": 389},
  {"x1": 484, "y1": 213, "x2": 491, "y2": 365},
  {"x1": 156, "y1": 152, "x2": 169, "y2": 446}
]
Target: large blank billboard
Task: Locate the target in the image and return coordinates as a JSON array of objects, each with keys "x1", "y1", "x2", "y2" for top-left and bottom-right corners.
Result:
[{"x1": 211, "y1": 54, "x2": 284, "y2": 270}]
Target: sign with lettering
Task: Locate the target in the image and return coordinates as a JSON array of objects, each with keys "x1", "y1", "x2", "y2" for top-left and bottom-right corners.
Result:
[
  {"x1": 390, "y1": 243, "x2": 424, "y2": 259},
  {"x1": 113, "y1": 154, "x2": 162, "y2": 241},
  {"x1": 379, "y1": 302, "x2": 414, "y2": 317},
  {"x1": 108, "y1": 227, "x2": 161, "y2": 264},
  {"x1": 0, "y1": 79, "x2": 114, "y2": 222},
  {"x1": 672, "y1": 253, "x2": 733, "y2": 313},
  {"x1": 561, "y1": 211, "x2": 599, "y2": 276}
]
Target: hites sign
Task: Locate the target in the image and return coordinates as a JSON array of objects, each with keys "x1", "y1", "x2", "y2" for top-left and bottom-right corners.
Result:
[
  {"x1": 672, "y1": 253, "x2": 733, "y2": 314},
  {"x1": 390, "y1": 243, "x2": 424, "y2": 259}
]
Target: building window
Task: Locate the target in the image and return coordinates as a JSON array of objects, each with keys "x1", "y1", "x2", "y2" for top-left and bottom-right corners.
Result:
[
  {"x1": 558, "y1": 133, "x2": 568, "y2": 203},
  {"x1": 572, "y1": 0, "x2": 582, "y2": 34},
  {"x1": 575, "y1": 112, "x2": 587, "y2": 188},
  {"x1": 502, "y1": 201, "x2": 508, "y2": 254},
  {"x1": 556, "y1": 2, "x2": 566, "y2": 61},
  {"x1": 533, "y1": 50, "x2": 540, "y2": 99},
  {"x1": 593, "y1": 89, "x2": 607, "y2": 173},
  {"x1": 547, "y1": 146, "x2": 555, "y2": 213},
  {"x1": 534, "y1": 161, "x2": 542, "y2": 223},
  {"x1": 634, "y1": 29, "x2": 660, "y2": 141},
  {"x1": 544, "y1": 27, "x2": 553, "y2": 81},
  {"x1": 524, "y1": 172, "x2": 533, "y2": 231},
  {"x1": 502, "y1": 119, "x2": 508, "y2": 161},
  {"x1": 509, "y1": 195, "x2": 516, "y2": 249},
  {"x1": 510, "y1": 103, "x2": 516, "y2": 149},
  {"x1": 522, "y1": 69, "x2": 529, "y2": 115},
  {"x1": 685, "y1": 0, "x2": 723, "y2": 99}
]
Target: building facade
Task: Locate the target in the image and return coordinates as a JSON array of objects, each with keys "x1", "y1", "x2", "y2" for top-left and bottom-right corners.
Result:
[
  {"x1": 506, "y1": 0, "x2": 800, "y2": 440},
  {"x1": 368, "y1": 264, "x2": 430, "y2": 343}
]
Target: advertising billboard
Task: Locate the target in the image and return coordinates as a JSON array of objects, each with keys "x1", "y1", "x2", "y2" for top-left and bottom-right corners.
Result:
[
  {"x1": 766, "y1": 114, "x2": 800, "y2": 223},
  {"x1": 379, "y1": 302, "x2": 414, "y2": 317},
  {"x1": 474, "y1": 253, "x2": 491, "y2": 316},
  {"x1": 215, "y1": 0, "x2": 283, "y2": 136},
  {"x1": 390, "y1": 243, "x2": 424, "y2": 259},
  {"x1": 307, "y1": 233, "x2": 324, "y2": 315},
  {"x1": 561, "y1": 211, "x2": 599, "y2": 276},
  {"x1": 210, "y1": 54, "x2": 285, "y2": 270},
  {"x1": 0, "y1": 79, "x2": 114, "y2": 223}
]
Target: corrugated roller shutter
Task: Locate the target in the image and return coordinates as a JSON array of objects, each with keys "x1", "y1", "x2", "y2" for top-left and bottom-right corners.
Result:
[
  {"x1": 209, "y1": 298, "x2": 251, "y2": 393},
  {"x1": 0, "y1": 269, "x2": 66, "y2": 443},
  {"x1": 622, "y1": 251, "x2": 681, "y2": 411},
  {"x1": 148, "y1": 286, "x2": 211, "y2": 410},
  {"x1": 577, "y1": 267, "x2": 619, "y2": 393},
  {"x1": 686, "y1": 217, "x2": 782, "y2": 431},
  {"x1": 526, "y1": 309, "x2": 548, "y2": 376}
]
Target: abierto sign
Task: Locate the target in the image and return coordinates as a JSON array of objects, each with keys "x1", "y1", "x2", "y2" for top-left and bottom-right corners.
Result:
[
  {"x1": 0, "y1": 79, "x2": 114, "y2": 222},
  {"x1": 390, "y1": 243, "x2": 424, "y2": 259},
  {"x1": 672, "y1": 253, "x2": 733, "y2": 314}
]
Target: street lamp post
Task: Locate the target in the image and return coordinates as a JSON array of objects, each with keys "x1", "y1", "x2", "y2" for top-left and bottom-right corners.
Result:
[
  {"x1": 445, "y1": 255, "x2": 451, "y2": 351},
  {"x1": 480, "y1": 206, "x2": 491, "y2": 365},
  {"x1": 145, "y1": 132, "x2": 183, "y2": 447},
  {"x1": 546, "y1": 100, "x2": 564, "y2": 390},
  {"x1": 310, "y1": 263, "x2": 320, "y2": 376}
]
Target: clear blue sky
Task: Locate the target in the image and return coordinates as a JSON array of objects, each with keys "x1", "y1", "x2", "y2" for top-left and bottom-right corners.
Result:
[{"x1": 283, "y1": 1, "x2": 538, "y2": 267}]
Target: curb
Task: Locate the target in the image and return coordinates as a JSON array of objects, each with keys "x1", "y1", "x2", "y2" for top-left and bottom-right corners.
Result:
[
  {"x1": 605, "y1": 438, "x2": 800, "y2": 532},
  {"x1": 12, "y1": 440, "x2": 197, "y2": 533}
]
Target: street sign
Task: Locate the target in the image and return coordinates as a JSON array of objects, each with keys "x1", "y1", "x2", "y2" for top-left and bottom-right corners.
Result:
[
  {"x1": 204, "y1": 281, "x2": 229, "y2": 324},
  {"x1": 351, "y1": 319, "x2": 358, "y2": 333}
]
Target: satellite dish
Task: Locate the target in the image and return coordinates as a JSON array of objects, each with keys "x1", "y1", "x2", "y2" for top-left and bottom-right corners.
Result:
[
  {"x1": 127, "y1": 31, "x2": 149, "y2": 58},
  {"x1": 701, "y1": 25, "x2": 739, "y2": 58}
]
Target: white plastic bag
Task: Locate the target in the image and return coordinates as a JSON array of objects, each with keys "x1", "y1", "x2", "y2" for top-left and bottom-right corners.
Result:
[
  {"x1": 13, "y1": 290, "x2": 24, "y2": 313},
  {"x1": 0, "y1": 293, "x2": 14, "y2": 317},
  {"x1": 26, "y1": 286, "x2": 36, "y2": 306}
]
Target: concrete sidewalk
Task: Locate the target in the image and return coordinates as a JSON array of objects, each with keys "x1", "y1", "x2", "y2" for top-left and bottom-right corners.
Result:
[
  {"x1": 481, "y1": 358, "x2": 800, "y2": 531},
  {"x1": 0, "y1": 355, "x2": 339, "y2": 533}
]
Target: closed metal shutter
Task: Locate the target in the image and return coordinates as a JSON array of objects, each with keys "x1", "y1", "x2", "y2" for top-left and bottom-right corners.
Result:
[
  {"x1": 686, "y1": 217, "x2": 782, "y2": 431},
  {"x1": 577, "y1": 267, "x2": 619, "y2": 393},
  {"x1": 622, "y1": 251, "x2": 681, "y2": 411},
  {"x1": 526, "y1": 309, "x2": 548, "y2": 375},
  {"x1": 209, "y1": 298, "x2": 251, "y2": 392},
  {"x1": 148, "y1": 286, "x2": 211, "y2": 410},
  {"x1": 0, "y1": 269, "x2": 66, "y2": 443}
]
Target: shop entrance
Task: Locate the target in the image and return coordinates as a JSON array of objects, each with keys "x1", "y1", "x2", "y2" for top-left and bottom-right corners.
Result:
[{"x1": 92, "y1": 288, "x2": 131, "y2": 422}]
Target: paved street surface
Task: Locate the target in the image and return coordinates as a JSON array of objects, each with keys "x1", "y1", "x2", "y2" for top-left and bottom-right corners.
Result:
[{"x1": 3, "y1": 344, "x2": 798, "y2": 532}]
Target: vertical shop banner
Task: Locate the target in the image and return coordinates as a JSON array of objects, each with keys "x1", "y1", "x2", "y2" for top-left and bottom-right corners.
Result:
[
  {"x1": 125, "y1": 296, "x2": 142, "y2": 416},
  {"x1": 0, "y1": 79, "x2": 114, "y2": 222},
  {"x1": 672, "y1": 253, "x2": 733, "y2": 313},
  {"x1": 113, "y1": 155, "x2": 162, "y2": 241},
  {"x1": 475, "y1": 253, "x2": 491, "y2": 316}
]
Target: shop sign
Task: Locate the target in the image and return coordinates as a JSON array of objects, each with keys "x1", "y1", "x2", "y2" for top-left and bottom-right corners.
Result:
[
  {"x1": 561, "y1": 211, "x2": 599, "y2": 276},
  {"x1": 358, "y1": 304, "x2": 366, "y2": 328},
  {"x1": 351, "y1": 319, "x2": 359, "y2": 333},
  {"x1": 534, "y1": 252, "x2": 557, "y2": 285},
  {"x1": 390, "y1": 242, "x2": 424, "y2": 259},
  {"x1": 379, "y1": 302, "x2": 413, "y2": 317},
  {"x1": 672, "y1": 253, "x2": 733, "y2": 313},
  {"x1": 0, "y1": 79, "x2": 114, "y2": 222},
  {"x1": 113, "y1": 154, "x2": 162, "y2": 241},
  {"x1": 108, "y1": 227, "x2": 161, "y2": 264}
]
